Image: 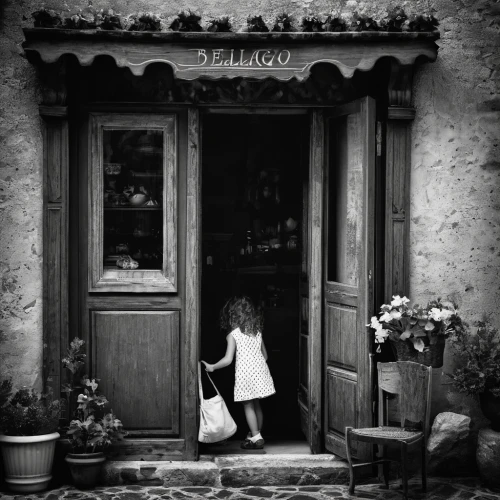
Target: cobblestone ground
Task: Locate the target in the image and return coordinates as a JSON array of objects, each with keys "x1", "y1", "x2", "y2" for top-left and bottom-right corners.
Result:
[{"x1": 1, "y1": 478, "x2": 499, "y2": 500}]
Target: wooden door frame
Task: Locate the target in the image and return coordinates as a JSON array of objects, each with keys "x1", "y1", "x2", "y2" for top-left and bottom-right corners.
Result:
[
  {"x1": 193, "y1": 105, "x2": 324, "y2": 456},
  {"x1": 308, "y1": 109, "x2": 324, "y2": 454}
]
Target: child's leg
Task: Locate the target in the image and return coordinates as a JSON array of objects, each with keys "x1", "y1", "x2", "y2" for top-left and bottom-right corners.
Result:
[
  {"x1": 254, "y1": 399, "x2": 264, "y2": 432},
  {"x1": 242, "y1": 400, "x2": 259, "y2": 436}
]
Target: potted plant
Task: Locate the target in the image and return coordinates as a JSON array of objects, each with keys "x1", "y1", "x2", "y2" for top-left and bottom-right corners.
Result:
[
  {"x1": 62, "y1": 338, "x2": 125, "y2": 489},
  {"x1": 0, "y1": 380, "x2": 63, "y2": 493},
  {"x1": 368, "y1": 295, "x2": 463, "y2": 367},
  {"x1": 448, "y1": 320, "x2": 500, "y2": 487},
  {"x1": 448, "y1": 320, "x2": 500, "y2": 430}
]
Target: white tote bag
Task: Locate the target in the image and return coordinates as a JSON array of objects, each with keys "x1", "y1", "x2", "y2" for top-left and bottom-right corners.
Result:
[{"x1": 198, "y1": 363, "x2": 237, "y2": 443}]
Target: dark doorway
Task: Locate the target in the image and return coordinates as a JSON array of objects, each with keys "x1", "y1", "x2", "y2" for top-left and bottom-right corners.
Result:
[{"x1": 200, "y1": 112, "x2": 309, "y2": 447}]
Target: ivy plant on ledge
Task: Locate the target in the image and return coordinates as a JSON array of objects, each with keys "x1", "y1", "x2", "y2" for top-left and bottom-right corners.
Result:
[{"x1": 31, "y1": 5, "x2": 439, "y2": 33}]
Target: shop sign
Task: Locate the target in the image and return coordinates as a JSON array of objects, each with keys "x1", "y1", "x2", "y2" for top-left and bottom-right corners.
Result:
[
  {"x1": 138, "y1": 46, "x2": 314, "y2": 80},
  {"x1": 180, "y1": 48, "x2": 292, "y2": 69}
]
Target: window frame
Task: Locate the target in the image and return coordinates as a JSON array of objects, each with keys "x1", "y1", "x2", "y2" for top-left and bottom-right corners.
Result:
[{"x1": 88, "y1": 113, "x2": 177, "y2": 293}]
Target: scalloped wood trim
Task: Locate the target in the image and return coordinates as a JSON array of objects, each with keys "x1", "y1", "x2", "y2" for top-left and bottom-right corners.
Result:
[{"x1": 23, "y1": 29, "x2": 439, "y2": 81}]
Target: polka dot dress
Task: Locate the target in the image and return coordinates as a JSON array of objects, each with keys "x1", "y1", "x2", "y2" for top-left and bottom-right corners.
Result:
[{"x1": 231, "y1": 327, "x2": 276, "y2": 402}]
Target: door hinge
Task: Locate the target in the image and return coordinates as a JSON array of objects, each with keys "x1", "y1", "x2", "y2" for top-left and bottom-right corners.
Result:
[{"x1": 368, "y1": 270, "x2": 372, "y2": 281}]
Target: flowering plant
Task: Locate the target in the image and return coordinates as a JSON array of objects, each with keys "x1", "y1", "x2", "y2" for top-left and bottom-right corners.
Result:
[
  {"x1": 368, "y1": 296, "x2": 463, "y2": 353},
  {"x1": 62, "y1": 338, "x2": 125, "y2": 453},
  {"x1": 448, "y1": 320, "x2": 500, "y2": 398},
  {"x1": 65, "y1": 378, "x2": 124, "y2": 453}
]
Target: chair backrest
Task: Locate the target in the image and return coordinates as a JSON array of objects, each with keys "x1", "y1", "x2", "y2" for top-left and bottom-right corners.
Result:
[{"x1": 377, "y1": 361, "x2": 432, "y2": 438}]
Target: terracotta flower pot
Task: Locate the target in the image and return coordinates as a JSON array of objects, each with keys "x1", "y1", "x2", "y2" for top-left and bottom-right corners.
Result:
[
  {"x1": 480, "y1": 391, "x2": 500, "y2": 432},
  {"x1": 0, "y1": 432, "x2": 59, "y2": 493},
  {"x1": 65, "y1": 452, "x2": 106, "y2": 489}
]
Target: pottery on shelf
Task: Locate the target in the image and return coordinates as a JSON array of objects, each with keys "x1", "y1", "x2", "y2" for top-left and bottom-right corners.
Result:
[
  {"x1": 104, "y1": 163, "x2": 122, "y2": 175},
  {"x1": 128, "y1": 193, "x2": 148, "y2": 206},
  {"x1": 116, "y1": 255, "x2": 139, "y2": 270}
]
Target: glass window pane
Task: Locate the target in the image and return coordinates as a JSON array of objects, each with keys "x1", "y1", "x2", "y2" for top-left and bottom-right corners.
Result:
[
  {"x1": 327, "y1": 115, "x2": 362, "y2": 286},
  {"x1": 102, "y1": 129, "x2": 164, "y2": 271}
]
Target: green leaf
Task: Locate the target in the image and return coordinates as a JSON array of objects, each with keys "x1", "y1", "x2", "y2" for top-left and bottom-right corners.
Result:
[
  {"x1": 400, "y1": 330, "x2": 411, "y2": 341},
  {"x1": 412, "y1": 325, "x2": 427, "y2": 337},
  {"x1": 410, "y1": 337, "x2": 425, "y2": 352},
  {"x1": 425, "y1": 321, "x2": 435, "y2": 331}
]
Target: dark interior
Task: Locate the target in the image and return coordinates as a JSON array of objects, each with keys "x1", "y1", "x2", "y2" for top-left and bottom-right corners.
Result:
[{"x1": 200, "y1": 113, "x2": 309, "y2": 442}]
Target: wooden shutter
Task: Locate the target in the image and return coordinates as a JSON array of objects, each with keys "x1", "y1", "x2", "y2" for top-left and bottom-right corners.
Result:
[{"x1": 41, "y1": 106, "x2": 69, "y2": 399}]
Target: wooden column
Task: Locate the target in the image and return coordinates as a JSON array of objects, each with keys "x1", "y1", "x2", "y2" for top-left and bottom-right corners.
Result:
[
  {"x1": 185, "y1": 108, "x2": 201, "y2": 459},
  {"x1": 385, "y1": 61, "x2": 415, "y2": 301},
  {"x1": 40, "y1": 61, "x2": 69, "y2": 399},
  {"x1": 308, "y1": 109, "x2": 324, "y2": 454}
]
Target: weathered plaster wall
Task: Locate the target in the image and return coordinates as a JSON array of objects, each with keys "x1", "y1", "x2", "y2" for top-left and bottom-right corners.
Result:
[
  {"x1": 410, "y1": 0, "x2": 500, "y2": 428},
  {"x1": 0, "y1": 0, "x2": 44, "y2": 389},
  {"x1": 0, "y1": 0, "x2": 499, "y2": 432}
]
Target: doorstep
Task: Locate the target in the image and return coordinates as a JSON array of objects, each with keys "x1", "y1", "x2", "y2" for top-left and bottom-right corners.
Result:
[{"x1": 100, "y1": 454, "x2": 349, "y2": 487}]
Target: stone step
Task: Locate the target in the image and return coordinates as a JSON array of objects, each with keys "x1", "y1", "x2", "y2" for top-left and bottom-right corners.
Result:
[
  {"x1": 101, "y1": 454, "x2": 350, "y2": 488},
  {"x1": 214, "y1": 454, "x2": 350, "y2": 487}
]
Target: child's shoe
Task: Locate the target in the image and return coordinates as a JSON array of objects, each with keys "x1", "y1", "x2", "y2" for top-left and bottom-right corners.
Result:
[
  {"x1": 241, "y1": 432, "x2": 265, "y2": 449},
  {"x1": 246, "y1": 432, "x2": 265, "y2": 445},
  {"x1": 240, "y1": 438, "x2": 264, "y2": 449}
]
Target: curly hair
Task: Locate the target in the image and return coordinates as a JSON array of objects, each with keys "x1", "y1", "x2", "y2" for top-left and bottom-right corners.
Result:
[{"x1": 220, "y1": 295, "x2": 263, "y2": 336}]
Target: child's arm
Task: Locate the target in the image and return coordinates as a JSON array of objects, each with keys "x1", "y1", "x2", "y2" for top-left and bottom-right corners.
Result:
[
  {"x1": 261, "y1": 340, "x2": 268, "y2": 361},
  {"x1": 201, "y1": 333, "x2": 236, "y2": 372}
]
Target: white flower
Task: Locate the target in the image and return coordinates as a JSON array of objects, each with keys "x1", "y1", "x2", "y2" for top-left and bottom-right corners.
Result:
[
  {"x1": 379, "y1": 311, "x2": 392, "y2": 323},
  {"x1": 390, "y1": 310, "x2": 402, "y2": 320},
  {"x1": 374, "y1": 329, "x2": 389, "y2": 343},
  {"x1": 390, "y1": 295, "x2": 409, "y2": 307},
  {"x1": 86, "y1": 378, "x2": 99, "y2": 392},
  {"x1": 367, "y1": 316, "x2": 381, "y2": 329},
  {"x1": 428, "y1": 308, "x2": 453, "y2": 322},
  {"x1": 440, "y1": 309, "x2": 453, "y2": 321}
]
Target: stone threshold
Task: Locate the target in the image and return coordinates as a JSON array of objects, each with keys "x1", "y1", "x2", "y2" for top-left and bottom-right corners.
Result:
[{"x1": 101, "y1": 454, "x2": 350, "y2": 488}]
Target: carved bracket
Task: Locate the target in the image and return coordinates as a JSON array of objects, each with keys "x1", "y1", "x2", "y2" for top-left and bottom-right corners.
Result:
[
  {"x1": 37, "y1": 58, "x2": 68, "y2": 106},
  {"x1": 387, "y1": 59, "x2": 415, "y2": 117}
]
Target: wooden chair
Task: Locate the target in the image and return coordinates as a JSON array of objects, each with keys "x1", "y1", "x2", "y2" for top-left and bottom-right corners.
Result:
[{"x1": 345, "y1": 361, "x2": 432, "y2": 500}]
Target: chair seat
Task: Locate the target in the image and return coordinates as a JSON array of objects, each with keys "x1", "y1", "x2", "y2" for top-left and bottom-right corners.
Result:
[{"x1": 351, "y1": 426, "x2": 423, "y2": 442}]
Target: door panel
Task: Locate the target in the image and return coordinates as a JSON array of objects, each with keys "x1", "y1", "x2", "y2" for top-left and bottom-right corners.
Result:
[
  {"x1": 326, "y1": 303, "x2": 357, "y2": 371},
  {"x1": 325, "y1": 369, "x2": 357, "y2": 454},
  {"x1": 92, "y1": 310, "x2": 180, "y2": 435},
  {"x1": 324, "y1": 97, "x2": 376, "y2": 459}
]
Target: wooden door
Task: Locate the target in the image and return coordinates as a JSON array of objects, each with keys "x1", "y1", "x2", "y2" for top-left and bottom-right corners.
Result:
[{"x1": 323, "y1": 97, "x2": 376, "y2": 459}]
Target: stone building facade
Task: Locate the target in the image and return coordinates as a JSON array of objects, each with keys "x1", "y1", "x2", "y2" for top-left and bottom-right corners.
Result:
[{"x1": 0, "y1": 0, "x2": 499, "y2": 459}]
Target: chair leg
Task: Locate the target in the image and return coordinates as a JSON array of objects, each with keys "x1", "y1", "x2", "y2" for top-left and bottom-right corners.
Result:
[
  {"x1": 400, "y1": 442, "x2": 409, "y2": 500},
  {"x1": 421, "y1": 439, "x2": 427, "y2": 493},
  {"x1": 345, "y1": 427, "x2": 356, "y2": 495},
  {"x1": 382, "y1": 445, "x2": 389, "y2": 489}
]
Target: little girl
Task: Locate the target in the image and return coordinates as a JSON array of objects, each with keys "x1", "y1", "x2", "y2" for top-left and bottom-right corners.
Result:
[{"x1": 202, "y1": 295, "x2": 275, "y2": 449}]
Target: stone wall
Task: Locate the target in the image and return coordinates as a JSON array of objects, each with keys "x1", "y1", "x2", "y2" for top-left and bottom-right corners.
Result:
[{"x1": 0, "y1": 0, "x2": 499, "y2": 430}]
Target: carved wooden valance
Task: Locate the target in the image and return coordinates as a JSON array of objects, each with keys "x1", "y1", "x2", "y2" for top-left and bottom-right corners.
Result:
[{"x1": 23, "y1": 29, "x2": 439, "y2": 81}]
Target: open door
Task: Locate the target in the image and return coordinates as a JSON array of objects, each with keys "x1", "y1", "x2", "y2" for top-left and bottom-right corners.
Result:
[{"x1": 323, "y1": 97, "x2": 376, "y2": 459}]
